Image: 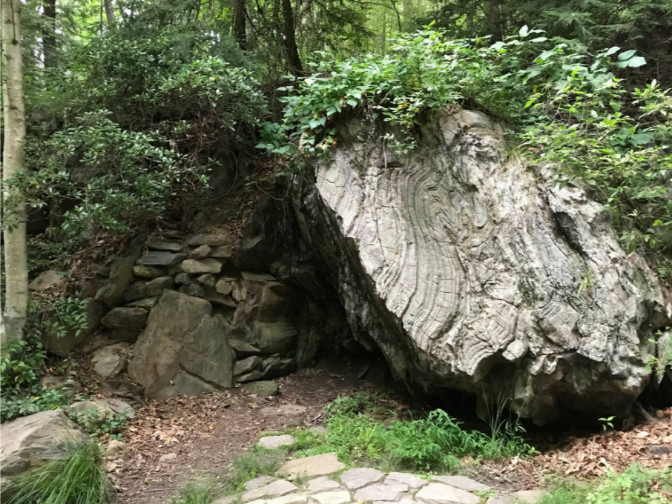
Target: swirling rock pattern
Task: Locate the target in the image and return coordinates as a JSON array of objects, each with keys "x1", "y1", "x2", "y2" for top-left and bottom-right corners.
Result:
[{"x1": 294, "y1": 109, "x2": 669, "y2": 425}]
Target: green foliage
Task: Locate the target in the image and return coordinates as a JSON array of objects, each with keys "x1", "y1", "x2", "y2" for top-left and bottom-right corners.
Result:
[
  {"x1": 223, "y1": 452, "x2": 283, "y2": 492},
  {"x1": 0, "y1": 340, "x2": 68, "y2": 422},
  {"x1": 171, "y1": 480, "x2": 216, "y2": 504},
  {"x1": 67, "y1": 408, "x2": 128, "y2": 441},
  {"x1": 540, "y1": 464, "x2": 672, "y2": 504},
  {"x1": 318, "y1": 395, "x2": 535, "y2": 472},
  {"x1": 40, "y1": 295, "x2": 89, "y2": 341},
  {"x1": 598, "y1": 416, "x2": 616, "y2": 432},
  {"x1": 2, "y1": 443, "x2": 110, "y2": 504}
]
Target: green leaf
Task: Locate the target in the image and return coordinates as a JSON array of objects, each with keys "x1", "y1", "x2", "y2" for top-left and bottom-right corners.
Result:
[
  {"x1": 519, "y1": 25, "x2": 529, "y2": 38},
  {"x1": 618, "y1": 49, "x2": 637, "y2": 61}
]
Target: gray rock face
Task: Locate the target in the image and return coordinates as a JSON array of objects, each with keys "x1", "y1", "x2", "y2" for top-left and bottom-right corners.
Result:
[
  {"x1": 29, "y1": 270, "x2": 65, "y2": 291},
  {"x1": 101, "y1": 307, "x2": 148, "y2": 342},
  {"x1": 0, "y1": 410, "x2": 89, "y2": 476},
  {"x1": 91, "y1": 342, "x2": 132, "y2": 378},
  {"x1": 181, "y1": 258, "x2": 223, "y2": 274},
  {"x1": 128, "y1": 290, "x2": 233, "y2": 399},
  {"x1": 294, "y1": 109, "x2": 669, "y2": 425}
]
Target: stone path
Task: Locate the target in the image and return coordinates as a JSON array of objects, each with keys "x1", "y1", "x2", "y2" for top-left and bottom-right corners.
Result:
[{"x1": 212, "y1": 436, "x2": 546, "y2": 504}]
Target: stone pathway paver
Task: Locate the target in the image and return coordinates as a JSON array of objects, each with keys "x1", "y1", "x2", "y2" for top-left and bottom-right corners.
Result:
[
  {"x1": 258, "y1": 435, "x2": 296, "y2": 450},
  {"x1": 214, "y1": 434, "x2": 548, "y2": 504}
]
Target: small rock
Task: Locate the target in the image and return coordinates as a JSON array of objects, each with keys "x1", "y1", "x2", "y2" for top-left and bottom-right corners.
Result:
[
  {"x1": 235, "y1": 356, "x2": 263, "y2": 377},
  {"x1": 232, "y1": 282, "x2": 248, "y2": 302},
  {"x1": 230, "y1": 338, "x2": 261, "y2": 356},
  {"x1": 353, "y1": 483, "x2": 407, "y2": 502},
  {"x1": 106, "y1": 439, "x2": 126, "y2": 457},
  {"x1": 237, "y1": 370, "x2": 265, "y2": 383},
  {"x1": 100, "y1": 307, "x2": 148, "y2": 343},
  {"x1": 262, "y1": 357, "x2": 296, "y2": 379},
  {"x1": 187, "y1": 234, "x2": 230, "y2": 247},
  {"x1": 190, "y1": 244, "x2": 212, "y2": 259},
  {"x1": 91, "y1": 342, "x2": 132, "y2": 378},
  {"x1": 215, "y1": 278, "x2": 235, "y2": 295},
  {"x1": 147, "y1": 240, "x2": 182, "y2": 252},
  {"x1": 241, "y1": 271, "x2": 277, "y2": 295},
  {"x1": 133, "y1": 265, "x2": 165, "y2": 278},
  {"x1": 159, "y1": 453, "x2": 177, "y2": 463},
  {"x1": 431, "y1": 476, "x2": 491, "y2": 493},
  {"x1": 125, "y1": 297, "x2": 159, "y2": 309},
  {"x1": 29, "y1": 270, "x2": 65, "y2": 291},
  {"x1": 386, "y1": 472, "x2": 427, "y2": 489},
  {"x1": 137, "y1": 251, "x2": 184, "y2": 266},
  {"x1": 242, "y1": 380, "x2": 279, "y2": 397},
  {"x1": 145, "y1": 276, "x2": 174, "y2": 296},
  {"x1": 197, "y1": 274, "x2": 217, "y2": 288},
  {"x1": 181, "y1": 259, "x2": 223, "y2": 274},
  {"x1": 243, "y1": 480, "x2": 298, "y2": 502},
  {"x1": 179, "y1": 283, "x2": 205, "y2": 297},
  {"x1": 261, "y1": 404, "x2": 306, "y2": 417},
  {"x1": 311, "y1": 490, "x2": 351, "y2": 504},
  {"x1": 340, "y1": 467, "x2": 385, "y2": 489},
  {"x1": 210, "y1": 245, "x2": 233, "y2": 258},
  {"x1": 266, "y1": 494, "x2": 308, "y2": 504},
  {"x1": 257, "y1": 434, "x2": 295, "y2": 450},
  {"x1": 123, "y1": 282, "x2": 147, "y2": 302},
  {"x1": 244, "y1": 475, "x2": 277, "y2": 491},
  {"x1": 416, "y1": 483, "x2": 479, "y2": 504},
  {"x1": 278, "y1": 453, "x2": 345, "y2": 480},
  {"x1": 175, "y1": 273, "x2": 191, "y2": 285},
  {"x1": 305, "y1": 476, "x2": 341, "y2": 493}
]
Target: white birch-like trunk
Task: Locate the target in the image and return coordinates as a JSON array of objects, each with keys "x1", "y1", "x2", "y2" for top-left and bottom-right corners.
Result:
[{"x1": 1, "y1": 0, "x2": 29, "y2": 343}]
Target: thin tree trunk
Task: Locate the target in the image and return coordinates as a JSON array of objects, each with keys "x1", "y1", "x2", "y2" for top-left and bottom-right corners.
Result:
[
  {"x1": 1, "y1": 0, "x2": 29, "y2": 343},
  {"x1": 43, "y1": 0, "x2": 57, "y2": 67},
  {"x1": 104, "y1": 0, "x2": 116, "y2": 24},
  {"x1": 281, "y1": 0, "x2": 303, "y2": 76},
  {"x1": 233, "y1": 0, "x2": 247, "y2": 49}
]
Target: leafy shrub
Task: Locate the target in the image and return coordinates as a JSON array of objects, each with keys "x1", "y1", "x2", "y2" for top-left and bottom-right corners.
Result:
[
  {"x1": 170, "y1": 480, "x2": 215, "y2": 504},
  {"x1": 2, "y1": 443, "x2": 110, "y2": 504},
  {"x1": 540, "y1": 464, "x2": 672, "y2": 504},
  {"x1": 0, "y1": 340, "x2": 68, "y2": 421}
]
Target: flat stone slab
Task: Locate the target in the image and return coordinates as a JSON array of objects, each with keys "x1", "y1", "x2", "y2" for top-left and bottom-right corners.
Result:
[
  {"x1": 267, "y1": 493, "x2": 310, "y2": 504},
  {"x1": 261, "y1": 404, "x2": 307, "y2": 417},
  {"x1": 243, "y1": 480, "x2": 298, "y2": 502},
  {"x1": 257, "y1": 435, "x2": 296, "y2": 450},
  {"x1": 386, "y1": 472, "x2": 427, "y2": 489},
  {"x1": 305, "y1": 476, "x2": 341, "y2": 493},
  {"x1": 416, "y1": 483, "x2": 479, "y2": 504},
  {"x1": 431, "y1": 476, "x2": 491, "y2": 492},
  {"x1": 310, "y1": 490, "x2": 351, "y2": 504},
  {"x1": 374, "y1": 500, "x2": 418, "y2": 504},
  {"x1": 340, "y1": 468, "x2": 385, "y2": 489},
  {"x1": 245, "y1": 476, "x2": 277, "y2": 491},
  {"x1": 353, "y1": 483, "x2": 407, "y2": 502},
  {"x1": 278, "y1": 453, "x2": 345, "y2": 480},
  {"x1": 510, "y1": 490, "x2": 546, "y2": 503}
]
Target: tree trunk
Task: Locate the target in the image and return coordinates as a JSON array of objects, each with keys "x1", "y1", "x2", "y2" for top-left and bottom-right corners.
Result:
[
  {"x1": 42, "y1": 0, "x2": 57, "y2": 67},
  {"x1": 104, "y1": 0, "x2": 115, "y2": 24},
  {"x1": 281, "y1": 0, "x2": 302, "y2": 76},
  {"x1": 1, "y1": 0, "x2": 29, "y2": 343},
  {"x1": 233, "y1": 0, "x2": 247, "y2": 49}
]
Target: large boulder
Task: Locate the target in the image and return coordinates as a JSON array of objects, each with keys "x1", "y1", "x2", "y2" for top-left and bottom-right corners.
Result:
[
  {"x1": 128, "y1": 290, "x2": 233, "y2": 399},
  {"x1": 0, "y1": 410, "x2": 89, "y2": 477},
  {"x1": 293, "y1": 109, "x2": 669, "y2": 425}
]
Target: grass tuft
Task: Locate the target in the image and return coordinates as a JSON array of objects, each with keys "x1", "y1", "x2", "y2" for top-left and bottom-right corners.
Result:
[
  {"x1": 171, "y1": 480, "x2": 215, "y2": 504},
  {"x1": 2, "y1": 443, "x2": 110, "y2": 504}
]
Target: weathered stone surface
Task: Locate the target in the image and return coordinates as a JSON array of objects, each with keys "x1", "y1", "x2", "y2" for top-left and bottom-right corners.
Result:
[
  {"x1": 91, "y1": 342, "x2": 132, "y2": 378},
  {"x1": 190, "y1": 244, "x2": 212, "y2": 259},
  {"x1": 128, "y1": 290, "x2": 233, "y2": 399},
  {"x1": 242, "y1": 272, "x2": 277, "y2": 295},
  {"x1": 243, "y1": 480, "x2": 298, "y2": 502},
  {"x1": 175, "y1": 273, "x2": 191, "y2": 285},
  {"x1": 256, "y1": 283, "x2": 296, "y2": 322},
  {"x1": 237, "y1": 370, "x2": 265, "y2": 383},
  {"x1": 340, "y1": 468, "x2": 385, "y2": 489},
  {"x1": 278, "y1": 453, "x2": 345, "y2": 480},
  {"x1": 0, "y1": 411, "x2": 89, "y2": 476},
  {"x1": 101, "y1": 307, "x2": 148, "y2": 342},
  {"x1": 261, "y1": 404, "x2": 306, "y2": 417},
  {"x1": 197, "y1": 274, "x2": 217, "y2": 288},
  {"x1": 431, "y1": 476, "x2": 490, "y2": 493},
  {"x1": 243, "y1": 380, "x2": 279, "y2": 396},
  {"x1": 416, "y1": 483, "x2": 479, "y2": 504},
  {"x1": 257, "y1": 434, "x2": 295, "y2": 449},
  {"x1": 124, "y1": 282, "x2": 147, "y2": 302},
  {"x1": 137, "y1": 251, "x2": 184, "y2": 266},
  {"x1": 245, "y1": 476, "x2": 277, "y2": 491},
  {"x1": 181, "y1": 258, "x2": 223, "y2": 274},
  {"x1": 187, "y1": 234, "x2": 231, "y2": 247},
  {"x1": 305, "y1": 477, "x2": 341, "y2": 493},
  {"x1": 267, "y1": 493, "x2": 309, "y2": 504},
  {"x1": 235, "y1": 356, "x2": 263, "y2": 377},
  {"x1": 254, "y1": 321, "x2": 298, "y2": 354},
  {"x1": 353, "y1": 483, "x2": 407, "y2": 502},
  {"x1": 180, "y1": 283, "x2": 205, "y2": 297},
  {"x1": 147, "y1": 239, "x2": 182, "y2": 252},
  {"x1": 230, "y1": 338, "x2": 261, "y2": 356},
  {"x1": 294, "y1": 109, "x2": 670, "y2": 424},
  {"x1": 126, "y1": 297, "x2": 159, "y2": 309},
  {"x1": 310, "y1": 491, "x2": 351, "y2": 504},
  {"x1": 211, "y1": 245, "x2": 234, "y2": 258},
  {"x1": 96, "y1": 239, "x2": 142, "y2": 307},
  {"x1": 42, "y1": 298, "x2": 107, "y2": 356},
  {"x1": 386, "y1": 473, "x2": 427, "y2": 489},
  {"x1": 146, "y1": 276, "x2": 174, "y2": 296},
  {"x1": 29, "y1": 270, "x2": 64, "y2": 291},
  {"x1": 216, "y1": 277, "x2": 236, "y2": 295},
  {"x1": 133, "y1": 265, "x2": 165, "y2": 278}
]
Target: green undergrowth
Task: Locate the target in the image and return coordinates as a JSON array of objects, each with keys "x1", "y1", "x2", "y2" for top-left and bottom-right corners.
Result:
[
  {"x1": 287, "y1": 394, "x2": 536, "y2": 473},
  {"x1": 171, "y1": 479, "x2": 217, "y2": 504},
  {"x1": 540, "y1": 464, "x2": 672, "y2": 504},
  {"x1": 1, "y1": 444, "x2": 110, "y2": 504}
]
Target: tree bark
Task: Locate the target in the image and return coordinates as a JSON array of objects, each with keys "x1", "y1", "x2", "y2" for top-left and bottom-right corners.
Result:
[
  {"x1": 1, "y1": 0, "x2": 29, "y2": 343},
  {"x1": 233, "y1": 0, "x2": 247, "y2": 49},
  {"x1": 281, "y1": 0, "x2": 303, "y2": 76},
  {"x1": 104, "y1": 0, "x2": 115, "y2": 24},
  {"x1": 42, "y1": 0, "x2": 57, "y2": 67}
]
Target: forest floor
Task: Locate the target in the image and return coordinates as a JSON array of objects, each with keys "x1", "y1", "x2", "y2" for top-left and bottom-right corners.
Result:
[{"x1": 94, "y1": 356, "x2": 672, "y2": 504}]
